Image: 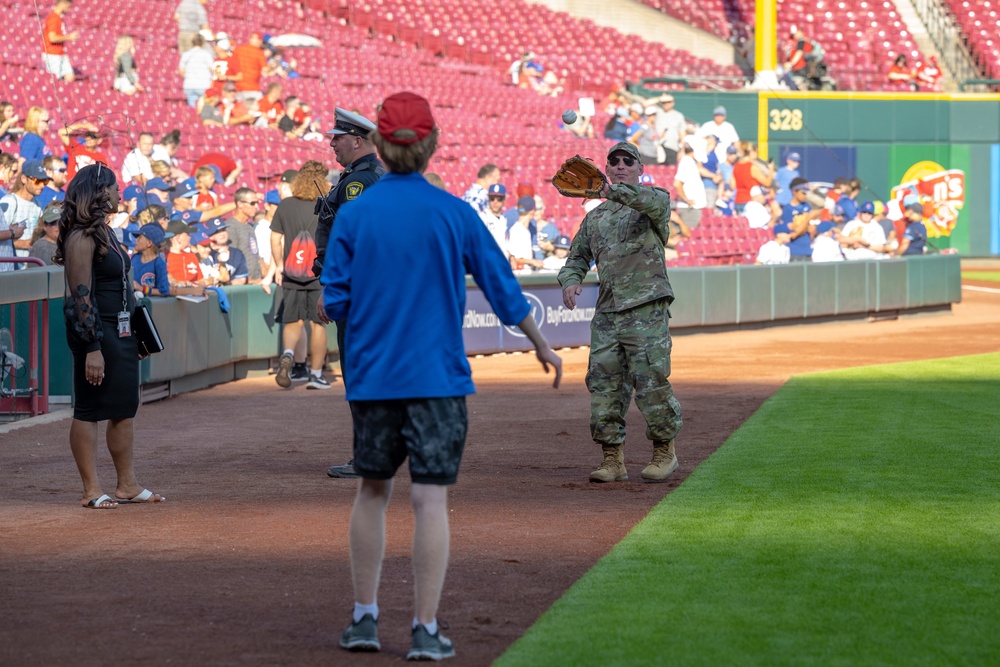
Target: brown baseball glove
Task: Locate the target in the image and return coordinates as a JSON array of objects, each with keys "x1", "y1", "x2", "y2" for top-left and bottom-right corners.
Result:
[{"x1": 552, "y1": 155, "x2": 607, "y2": 199}]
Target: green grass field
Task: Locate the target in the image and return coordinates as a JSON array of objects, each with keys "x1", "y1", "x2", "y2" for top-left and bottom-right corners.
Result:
[
  {"x1": 497, "y1": 353, "x2": 1000, "y2": 667},
  {"x1": 961, "y1": 271, "x2": 1000, "y2": 283}
]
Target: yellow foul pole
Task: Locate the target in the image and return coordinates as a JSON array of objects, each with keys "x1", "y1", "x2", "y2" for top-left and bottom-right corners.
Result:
[{"x1": 755, "y1": 0, "x2": 777, "y2": 159}]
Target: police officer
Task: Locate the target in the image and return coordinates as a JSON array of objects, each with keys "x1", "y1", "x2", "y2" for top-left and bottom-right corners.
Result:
[{"x1": 314, "y1": 108, "x2": 385, "y2": 480}]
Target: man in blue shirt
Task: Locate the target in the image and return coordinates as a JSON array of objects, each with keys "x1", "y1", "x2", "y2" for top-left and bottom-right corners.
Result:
[
  {"x1": 836, "y1": 177, "x2": 861, "y2": 221},
  {"x1": 783, "y1": 177, "x2": 824, "y2": 262},
  {"x1": 323, "y1": 92, "x2": 561, "y2": 662},
  {"x1": 33, "y1": 156, "x2": 67, "y2": 208},
  {"x1": 895, "y1": 202, "x2": 928, "y2": 256},
  {"x1": 774, "y1": 151, "x2": 800, "y2": 206}
]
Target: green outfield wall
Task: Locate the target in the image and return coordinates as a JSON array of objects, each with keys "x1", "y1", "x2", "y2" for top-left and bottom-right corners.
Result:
[
  {"x1": 0, "y1": 255, "x2": 960, "y2": 413},
  {"x1": 629, "y1": 87, "x2": 1000, "y2": 257}
]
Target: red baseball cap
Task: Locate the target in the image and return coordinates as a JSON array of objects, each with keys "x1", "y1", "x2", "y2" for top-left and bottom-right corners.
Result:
[{"x1": 377, "y1": 92, "x2": 435, "y2": 145}]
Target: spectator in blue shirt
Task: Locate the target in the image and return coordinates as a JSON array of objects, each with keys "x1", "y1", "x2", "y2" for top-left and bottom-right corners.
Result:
[
  {"x1": 18, "y1": 107, "x2": 54, "y2": 163},
  {"x1": 131, "y1": 224, "x2": 174, "y2": 296},
  {"x1": 33, "y1": 156, "x2": 67, "y2": 208},
  {"x1": 782, "y1": 177, "x2": 824, "y2": 261},
  {"x1": 836, "y1": 177, "x2": 861, "y2": 221},
  {"x1": 774, "y1": 152, "x2": 800, "y2": 206},
  {"x1": 204, "y1": 217, "x2": 248, "y2": 284},
  {"x1": 895, "y1": 203, "x2": 928, "y2": 256}
]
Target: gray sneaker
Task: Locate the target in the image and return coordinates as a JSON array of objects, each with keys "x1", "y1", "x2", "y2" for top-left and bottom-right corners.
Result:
[
  {"x1": 339, "y1": 613, "x2": 380, "y2": 652},
  {"x1": 275, "y1": 352, "x2": 293, "y2": 388},
  {"x1": 407, "y1": 624, "x2": 454, "y2": 661},
  {"x1": 327, "y1": 459, "x2": 360, "y2": 479}
]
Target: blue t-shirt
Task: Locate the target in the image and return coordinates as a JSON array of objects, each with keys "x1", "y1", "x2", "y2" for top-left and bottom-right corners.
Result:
[
  {"x1": 902, "y1": 221, "x2": 927, "y2": 255},
  {"x1": 18, "y1": 133, "x2": 51, "y2": 162},
  {"x1": 774, "y1": 166, "x2": 799, "y2": 206},
  {"x1": 837, "y1": 195, "x2": 858, "y2": 221},
  {"x1": 701, "y1": 152, "x2": 719, "y2": 190},
  {"x1": 783, "y1": 201, "x2": 813, "y2": 257},
  {"x1": 604, "y1": 119, "x2": 627, "y2": 142},
  {"x1": 34, "y1": 187, "x2": 64, "y2": 209},
  {"x1": 323, "y1": 172, "x2": 531, "y2": 401},
  {"x1": 131, "y1": 254, "x2": 171, "y2": 296}
]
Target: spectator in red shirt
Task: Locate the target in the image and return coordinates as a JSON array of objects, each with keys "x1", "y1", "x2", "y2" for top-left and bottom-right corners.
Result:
[
  {"x1": 915, "y1": 55, "x2": 942, "y2": 91},
  {"x1": 60, "y1": 124, "x2": 110, "y2": 182},
  {"x1": 192, "y1": 152, "x2": 244, "y2": 188},
  {"x1": 193, "y1": 165, "x2": 220, "y2": 209},
  {"x1": 888, "y1": 54, "x2": 916, "y2": 90},
  {"x1": 232, "y1": 33, "x2": 273, "y2": 104},
  {"x1": 42, "y1": 0, "x2": 79, "y2": 82},
  {"x1": 204, "y1": 35, "x2": 242, "y2": 101},
  {"x1": 255, "y1": 83, "x2": 284, "y2": 128}
]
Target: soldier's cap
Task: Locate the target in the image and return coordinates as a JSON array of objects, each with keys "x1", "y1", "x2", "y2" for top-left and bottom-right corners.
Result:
[
  {"x1": 280, "y1": 169, "x2": 298, "y2": 184},
  {"x1": 377, "y1": 92, "x2": 435, "y2": 145},
  {"x1": 607, "y1": 142, "x2": 640, "y2": 161},
  {"x1": 326, "y1": 107, "x2": 376, "y2": 138},
  {"x1": 554, "y1": 234, "x2": 572, "y2": 249}
]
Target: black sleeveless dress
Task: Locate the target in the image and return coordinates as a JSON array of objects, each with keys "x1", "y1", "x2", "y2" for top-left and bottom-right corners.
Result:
[{"x1": 64, "y1": 231, "x2": 140, "y2": 422}]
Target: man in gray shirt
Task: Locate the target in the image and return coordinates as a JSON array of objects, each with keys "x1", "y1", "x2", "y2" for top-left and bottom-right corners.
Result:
[
  {"x1": 174, "y1": 0, "x2": 209, "y2": 55},
  {"x1": 224, "y1": 187, "x2": 262, "y2": 281}
]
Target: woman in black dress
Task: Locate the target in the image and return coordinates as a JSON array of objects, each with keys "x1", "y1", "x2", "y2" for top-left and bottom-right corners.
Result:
[{"x1": 55, "y1": 163, "x2": 165, "y2": 509}]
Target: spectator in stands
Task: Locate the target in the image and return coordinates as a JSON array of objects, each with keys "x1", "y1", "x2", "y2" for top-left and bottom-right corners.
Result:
[
  {"x1": 0, "y1": 153, "x2": 18, "y2": 198},
  {"x1": 628, "y1": 108, "x2": 663, "y2": 165},
  {"x1": 784, "y1": 27, "x2": 826, "y2": 89},
  {"x1": 732, "y1": 142, "x2": 773, "y2": 214},
  {"x1": 255, "y1": 83, "x2": 284, "y2": 128},
  {"x1": 774, "y1": 152, "x2": 800, "y2": 207},
  {"x1": 224, "y1": 187, "x2": 262, "y2": 281},
  {"x1": 755, "y1": 223, "x2": 792, "y2": 265},
  {"x1": 0, "y1": 102, "x2": 22, "y2": 143},
  {"x1": 165, "y1": 219, "x2": 205, "y2": 285},
  {"x1": 509, "y1": 51, "x2": 534, "y2": 85},
  {"x1": 823, "y1": 177, "x2": 848, "y2": 218},
  {"x1": 888, "y1": 54, "x2": 916, "y2": 90},
  {"x1": 18, "y1": 107, "x2": 54, "y2": 163},
  {"x1": 508, "y1": 196, "x2": 544, "y2": 273},
  {"x1": 28, "y1": 203, "x2": 62, "y2": 265},
  {"x1": 698, "y1": 106, "x2": 739, "y2": 160},
  {"x1": 133, "y1": 224, "x2": 188, "y2": 297},
  {"x1": 170, "y1": 178, "x2": 236, "y2": 224},
  {"x1": 873, "y1": 200, "x2": 895, "y2": 239},
  {"x1": 742, "y1": 185, "x2": 781, "y2": 229},
  {"x1": 915, "y1": 55, "x2": 942, "y2": 91},
  {"x1": 700, "y1": 134, "x2": 723, "y2": 207},
  {"x1": 193, "y1": 166, "x2": 220, "y2": 209},
  {"x1": 673, "y1": 143, "x2": 706, "y2": 230},
  {"x1": 42, "y1": 0, "x2": 79, "y2": 83},
  {"x1": 122, "y1": 132, "x2": 155, "y2": 186},
  {"x1": 200, "y1": 34, "x2": 241, "y2": 109},
  {"x1": 233, "y1": 33, "x2": 272, "y2": 103},
  {"x1": 563, "y1": 112, "x2": 595, "y2": 140},
  {"x1": 34, "y1": 156, "x2": 67, "y2": 208},
  {"x1": 664, "y1": 211, "x2": 691, "y2": 261},
  {"x1": 782, "y1": 177, "x2": 824, "y2": 262},
  {"x1": 203, "y1": 217, "x2": 248, "y2": 285},
  {"x1": 151, "y1": 130, "x2": 185, "y2": 181},
  {"x1": 217, "y1": 82, "x2": 260, "y2": 127},
  {"x1": 503, "y1": 183, "x2": 533, "y2": 232},
  {"x1": 193, "y1": 152, "x2": 243, "y2": 188},
  {"x1": 603, "y1": 107, "x2": 629, "y2": 142},
  {"x1": 112, "y1": 35, "x2": 145, "y2": 96},
  {"x1": 271, "y1": 161, "x2": 333, "y2": 390},
  {"x1": 150, "y1": 161, "x2": 172, "y2": 186},
  {"x1": 278, "y1": 96, "x2": 313, "y2": 138},
  {"x1": 256, "y1": 189, "x2": 280, "y2": 290},
  {"x1": 649, "y1": 94, "x2": 685, "y2": 166},
  {"x1": 1, "y1": 161, "x2": 48, "y2": 260},
  {"x1": 63, "y1": 126, "x2": 108, "y2": 182},
  {"x1": 179, "y1": 34, "x2": 214, "y2": 107},
  {"x1": 174, "y1": 0, "x2": 210, "y2": 55},
  {"x1": 461, "y1": 163, "x2": 500, "y2": 214},
  {"x1": 533, "y1": 195, "x2": 560, "y2": 261},
  {"x1": 0, "y1": 198, "x2": 25, "y2": 272},
  {"x1": 811, "y1": 221, "x2": 844, "y2": 262},
  {"x1": 840, "y1": 201, "x2": 889, "y2": 260},
  {"x1": 892, "y1": 203, "x2": 927, "y2": 256},
  {"x1": 480, "y1": 183, "x2": 508, "y2": 253},
  {"x1": 541, "y1": 235, "x2": 572, "y2": 272},
  {"x1": 837, "y1": 178, "x2": 862, "y2": 220}
]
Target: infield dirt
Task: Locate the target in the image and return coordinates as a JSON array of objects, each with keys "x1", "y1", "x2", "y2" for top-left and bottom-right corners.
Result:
[{"x1": 2, "y1": 287, "x2": 998, "y2": 666}]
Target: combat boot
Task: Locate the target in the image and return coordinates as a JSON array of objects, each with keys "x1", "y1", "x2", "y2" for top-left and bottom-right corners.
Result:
[
  {"x1": 641, "y1": 440, "x2": 678, "y2": 481},
  {"x1": 589, "y1": 445, "x2": 628, "y2": 482}
]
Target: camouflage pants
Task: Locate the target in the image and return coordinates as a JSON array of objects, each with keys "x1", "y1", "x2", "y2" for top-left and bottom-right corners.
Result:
[{"x1": 586, "y1": 298, "x2": 682, "y2": 446}]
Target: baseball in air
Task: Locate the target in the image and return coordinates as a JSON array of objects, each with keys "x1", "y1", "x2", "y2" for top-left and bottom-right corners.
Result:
[{"x1": 562, "y1": 110, "x2": 578, "y2": 125}]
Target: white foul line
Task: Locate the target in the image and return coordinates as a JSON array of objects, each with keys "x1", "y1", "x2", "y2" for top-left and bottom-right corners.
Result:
[{"x1": 961, "y1": 285, "x2": 1000, "y2": 294}]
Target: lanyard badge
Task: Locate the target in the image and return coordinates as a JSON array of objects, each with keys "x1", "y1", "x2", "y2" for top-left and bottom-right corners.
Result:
[{"x1": 118, "y1": 311, "x2": 132, "y2": 337}]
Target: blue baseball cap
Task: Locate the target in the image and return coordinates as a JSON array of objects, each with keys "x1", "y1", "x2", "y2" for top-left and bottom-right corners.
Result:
[
  {"x1": 833, "y1": 204, "x2": 846, "y2": 218},
  {"x1": 135, "y1": 223, "x2": 172, "y2": 245},
  {"x1": 787, "y1": 152, "x2": 801, "y2": 162},
  {"x1": 902, "y1": 193, "x2": 919, "y2": 207},
  {"x1": 189, "y1": 230, "x2": 211, "y2": 246},
  {"x1": 122, "y1": 184, "x2": 144, "y2": 202},
  {"x1": 859, "y1": 201, "x2": 875, "y2": 214},
  {"x1": 264, "y1": 189, "x2": 280, "y2": 205},
  {"x1": 204, "y1": 217, "x2": 227, "y2": 234},
  {"x1": 713, "y1": 106, "x2": 727, "y2": 116},
  {"x1": 176, "y1": 209, "x2": 201, "y2": 226},
  {"x1": 172, "y1": 180, "x2": 199, "y2": 199},
  {"x1": 554, "y1": 234, "x2": 571, "y2": 248},
  {"x1": 517, "y1": 196, "x2": 536, "y2": 214},
  {"x1": 773, "y1": 223, "x2": 792, "y2": 235},
  {"x1": 816, "y1": 221, "x2": 835, "y2": 234},
  {"x1": 145, "y1": 177, "x2": 175, "y2": 192},
  {"x1": 22, "y1": 160, "x2": 50, "y2": 181},
  {"x1": 134, "y1": 194, "x2": 163, "y2": 214},
  {"x1": 487, "y1": 183, "x2": 507, "y2": 197}
]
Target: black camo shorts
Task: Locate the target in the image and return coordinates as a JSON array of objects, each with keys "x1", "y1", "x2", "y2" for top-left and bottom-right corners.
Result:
[{"x1": 351, "y1": 397, "x2": 468, "y2": 485}]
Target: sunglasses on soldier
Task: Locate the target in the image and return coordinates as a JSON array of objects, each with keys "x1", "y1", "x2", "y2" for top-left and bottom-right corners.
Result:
[{"x1": 608, "y1": 155, "x2": 636, "y2": 167}]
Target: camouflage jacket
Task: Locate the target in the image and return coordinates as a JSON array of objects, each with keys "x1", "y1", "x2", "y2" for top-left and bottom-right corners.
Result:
[{"x1": 557, "y1": 184, "x2": 674, "y2": 313}]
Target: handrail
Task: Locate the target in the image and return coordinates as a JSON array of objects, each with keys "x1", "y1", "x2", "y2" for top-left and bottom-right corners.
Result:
[
  {"x1": 911, "y1": 0, "x2": 984, "y2": 90},
  {"x1": 0, "y1": 257, "x2": 50, "y2": 418},
  {"x1": 959, "y1": 78, "x2": 1000, "y2": 91}
]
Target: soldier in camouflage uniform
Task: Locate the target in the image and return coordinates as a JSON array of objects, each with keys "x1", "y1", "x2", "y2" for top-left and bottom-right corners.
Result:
[{"x1": 557, "y1": 141, "x2": 683, "y2": 483}]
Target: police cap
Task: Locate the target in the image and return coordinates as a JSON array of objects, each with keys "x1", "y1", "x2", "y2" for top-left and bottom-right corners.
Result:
[{"x1": 326, "y1": 108, "x2": 376, "y2": 138}]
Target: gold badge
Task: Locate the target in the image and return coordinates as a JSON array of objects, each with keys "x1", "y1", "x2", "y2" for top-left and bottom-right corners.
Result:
[{"x1": 345, "y1": 182, "x2": 364, "y2": 200}]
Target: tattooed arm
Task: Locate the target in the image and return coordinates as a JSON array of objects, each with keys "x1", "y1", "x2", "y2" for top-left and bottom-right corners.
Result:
[{"x1": 63, "y1": 231, "x2": 106, "y2": 385}]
